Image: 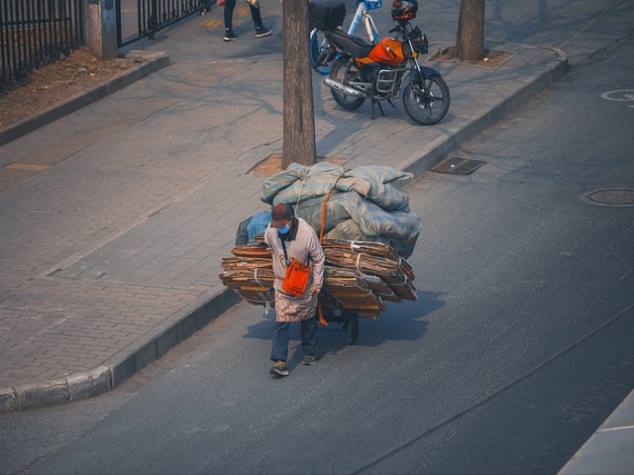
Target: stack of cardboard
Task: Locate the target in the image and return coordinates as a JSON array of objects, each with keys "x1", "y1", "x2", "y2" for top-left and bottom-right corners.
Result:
[
  {"x1": 219, "y1": 240, "x2": 417, "y2": 319},
  {"x1": 322, "y1": 240, "x2": 417, "y2": 302},
  {"x1": 322, "y1": 267, "x2": 385, "y2": 318},
  {"x1": 219, "y1": 246, "x2": 274, "y2": 306}
]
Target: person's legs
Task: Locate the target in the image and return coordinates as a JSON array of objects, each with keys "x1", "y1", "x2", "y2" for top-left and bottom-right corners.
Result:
[
  {"x1": 224, "y1": 0, "x2": 237, "y2": 30},
  {"x1": 271, "y1": 322, "x2": 290, "y2": 362},
  {"x1": 248, "y1": 3, "x2": 264, "y2": 29},
  {"x1": 223, "y1": 0, "x2": 238, "y2": 40},
  {"x1": 300, "y1": 315, "x2": 317, "y2": 358},
  {"x1": 249, "y1": 3, "x2": 271, "y2": 37},
  {"x1": 271, "y1": 321, "x2": 290, "y2": 377}
]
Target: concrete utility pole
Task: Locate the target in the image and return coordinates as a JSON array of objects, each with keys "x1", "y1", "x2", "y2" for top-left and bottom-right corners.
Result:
[
  {"x1": 456, "y1": 0, "x2": 486, "y2": 61},
  {"x1": 83, "y1": 0, "x2": 118, "y2": 59},
  {"x1": 282, "y1": 0, "x2": 316, "y2": 168}
]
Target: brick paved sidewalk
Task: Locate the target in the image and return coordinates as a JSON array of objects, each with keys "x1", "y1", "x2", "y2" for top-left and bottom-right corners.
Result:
[{"x1": 0, "y1": 0, "x2": 578, "y2": 408}]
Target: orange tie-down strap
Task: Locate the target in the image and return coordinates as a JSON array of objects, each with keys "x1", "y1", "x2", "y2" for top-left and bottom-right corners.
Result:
[{"x1": 317, "y1": 172, "x2": 347, "y2": 327}]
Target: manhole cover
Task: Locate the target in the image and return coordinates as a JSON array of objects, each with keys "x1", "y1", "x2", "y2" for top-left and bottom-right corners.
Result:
[
  {"x1": 580, "y1": 187, "x2": 634, "y2": 207},
  {"x1": 430, "y1": 156, "x2": 485, "y2": 176}
]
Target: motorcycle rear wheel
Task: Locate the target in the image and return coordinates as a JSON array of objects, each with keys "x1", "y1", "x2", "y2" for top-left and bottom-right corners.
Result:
[
  {"x1": 329, "y1": 58, "x2": 366, "y2": 111},
  {"x1": 402, "y1": 76, "x2": 450, "y2": 125}
]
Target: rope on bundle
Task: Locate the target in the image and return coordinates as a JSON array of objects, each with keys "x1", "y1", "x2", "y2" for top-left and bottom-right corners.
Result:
[{"x1": 317, "y1": 171, "x2": 348, "y2": 327}]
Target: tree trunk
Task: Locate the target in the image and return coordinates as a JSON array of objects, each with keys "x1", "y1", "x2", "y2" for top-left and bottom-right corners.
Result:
[
  {"x1": 282, "y1": 0, "x2": 316, "y2": 168},
  {"x1": 455, "y1": 0, "x2": 485, "y2": 61}
]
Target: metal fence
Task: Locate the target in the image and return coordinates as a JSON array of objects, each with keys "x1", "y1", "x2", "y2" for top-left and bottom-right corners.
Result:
[
  {"x1": 0, "y1": 0, "x2": 84, "y2": 88},
  {"x1": 116, "y1": 0, "x2": 214, "y2": 47}
]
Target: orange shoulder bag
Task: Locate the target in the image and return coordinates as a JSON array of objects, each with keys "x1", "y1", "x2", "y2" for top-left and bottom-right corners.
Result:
[{"x1": 281, "y1": 239, "x2": 310, "y2": 297}]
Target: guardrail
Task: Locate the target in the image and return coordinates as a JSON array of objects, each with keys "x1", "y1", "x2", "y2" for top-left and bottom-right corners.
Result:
[
  {"x1": 1, "y1": 0, "x2": 84, "y2": 89},
  {"x1": 116, "y1": 0, "x2": 215, "y2": 47}
]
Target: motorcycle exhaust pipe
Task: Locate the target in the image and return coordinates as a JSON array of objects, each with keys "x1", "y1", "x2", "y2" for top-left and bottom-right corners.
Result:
[{"x1": 323, "y1": 78, "x2": 364, "y2": 97}]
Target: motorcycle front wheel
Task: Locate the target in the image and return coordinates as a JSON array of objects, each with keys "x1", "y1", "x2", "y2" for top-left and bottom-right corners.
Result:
[
  {"x1": 329, "y1": 58, "x2": 366, "y2": 110},
  {"x1": 402, "y1": 76, "x2": 450, "y2": 125}
]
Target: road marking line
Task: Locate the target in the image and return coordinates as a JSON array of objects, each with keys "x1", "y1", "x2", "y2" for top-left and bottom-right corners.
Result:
[
  {"x1": 598, "y1": 425, "x2": 634, "y2": 433},
  {"x1": 5, "y1": 163, "x2": 50, "y2": 171},
  {"x1": 600, "y1": 89, "x2": 634, "y2": 101},
  {"x1": 201, "y1": 18, "x2": 223, "y2": 28}
]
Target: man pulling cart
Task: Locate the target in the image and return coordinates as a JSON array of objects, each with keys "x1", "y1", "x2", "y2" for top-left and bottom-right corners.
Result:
[
  {"x1": 265, "y1": 203, "x2": 324, "y2": 377},
  {"x1": 220, "y1": 162, "x2": 421, "y2": 377}
]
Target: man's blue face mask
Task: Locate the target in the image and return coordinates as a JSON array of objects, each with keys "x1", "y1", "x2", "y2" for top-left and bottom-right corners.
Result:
[{"x1": 277, "y1": 223, "x2": 290, "y2": 235}]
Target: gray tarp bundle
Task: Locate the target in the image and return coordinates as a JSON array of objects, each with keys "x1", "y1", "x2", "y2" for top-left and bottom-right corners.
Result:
[{"x1": 260, "y1": 162, "x2": 421, "y2": 258}]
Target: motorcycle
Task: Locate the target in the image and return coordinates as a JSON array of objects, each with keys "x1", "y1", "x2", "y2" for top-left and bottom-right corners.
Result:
[
  {"x1": 310, "y1": 0, "x2": 383, "y2": 75},
  {"x1": 315, "y1": 1, "x2": 450, "y2": 126}
]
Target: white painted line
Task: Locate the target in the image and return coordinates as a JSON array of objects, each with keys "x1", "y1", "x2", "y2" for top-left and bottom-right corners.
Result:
[
  {"x1": 597, "y1": 424, "x2": 634, "y2": 433},
  {"x1": 600, "y1": 89, "x2": 634, "y2": 101}
]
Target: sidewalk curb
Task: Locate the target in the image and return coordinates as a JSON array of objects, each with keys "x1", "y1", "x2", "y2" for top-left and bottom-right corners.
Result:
[
  {"x1": 559, "y1": 389, "x2": 634, "y2": 474},
  {"x1": 0, "y1": 50, "x2": 170, "y2": 147},
  {"x1": 1, "y1": 289, "x2": 240, "y2": 413},
  {"x1": 105, "y1": 288, "x2": 241, "y2": 387},
  {"x1": 0, "y1": 48, "x2": 568, "y2": 415}
]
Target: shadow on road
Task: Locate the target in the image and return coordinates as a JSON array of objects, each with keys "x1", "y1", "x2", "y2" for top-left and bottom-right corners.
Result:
[{"x1": 242, "y1": 290, "x2": 445, "y2": 367}]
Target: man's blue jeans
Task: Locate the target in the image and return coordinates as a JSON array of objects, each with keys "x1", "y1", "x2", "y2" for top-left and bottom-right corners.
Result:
[{"x1": 271, "y1": 316, "x2": 317, "y2": 362}]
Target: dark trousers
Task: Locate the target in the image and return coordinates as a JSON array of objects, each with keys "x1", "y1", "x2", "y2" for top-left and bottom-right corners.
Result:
[
  {"x1": 224, "y1": 0, "x2": 263, "y2": 31},
  {"x1": 271, "y1": 316, "x2": 317, "y2": 362}
]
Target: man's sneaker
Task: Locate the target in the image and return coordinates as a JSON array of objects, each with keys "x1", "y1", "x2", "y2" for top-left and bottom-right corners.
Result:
[
  {"x1": 255, "y1": 27, "x2": 272, "y2": 38},
  {"x1": 223, "y1": 29, "x2": 238, "y2": 41},
  {"x1": 303, "y1": 355, "x2": 318, "y2": 366},
  {"x1": 270, "y1": 360, "x2": 289, "y2": 377}
]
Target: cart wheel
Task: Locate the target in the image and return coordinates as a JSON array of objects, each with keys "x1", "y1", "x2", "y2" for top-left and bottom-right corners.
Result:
[{"x1": 346, "y1": 317, "x2": 359, "y2": 345}]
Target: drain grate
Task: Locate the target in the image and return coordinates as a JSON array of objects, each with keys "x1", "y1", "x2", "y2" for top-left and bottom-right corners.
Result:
[
  {"x1": 430, "y1": 156, "x2": 485, "y2": 176},
  {"x1": 581, "y1": 187, "x2": 634, "y2": 207}
]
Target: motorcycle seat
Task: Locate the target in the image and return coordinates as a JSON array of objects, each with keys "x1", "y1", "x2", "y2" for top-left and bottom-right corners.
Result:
[{"x1": 326, "y1": 29, "x2": 374, "y2": 58}]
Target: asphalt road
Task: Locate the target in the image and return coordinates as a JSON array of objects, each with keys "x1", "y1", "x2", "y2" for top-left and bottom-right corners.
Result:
[{"x1": 2, "y1": 13, "x2": 634, "y2": 475}]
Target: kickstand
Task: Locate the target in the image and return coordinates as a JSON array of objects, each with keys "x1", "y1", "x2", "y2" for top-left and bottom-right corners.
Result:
[
  {"x1": 387, "y1": 98, "x2": 397, "y2": 109},
  {"x1": 372, "y1": 99, "x2": 386, "y2": 120},
  {"x1": 377, "y1": 100, "x2": 386, "y2": 117}
]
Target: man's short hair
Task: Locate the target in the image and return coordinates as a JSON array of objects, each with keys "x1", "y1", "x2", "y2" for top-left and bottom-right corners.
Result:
[{"x1": 271, "y1": 203, "x2": 293, "y2": 228}]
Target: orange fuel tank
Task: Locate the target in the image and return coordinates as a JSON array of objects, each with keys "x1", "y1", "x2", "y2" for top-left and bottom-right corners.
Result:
[{"x1": 365, "y1": 38, "x2": 405, "y2": 66}]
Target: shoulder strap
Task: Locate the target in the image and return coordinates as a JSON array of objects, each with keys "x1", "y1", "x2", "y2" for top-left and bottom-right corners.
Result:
[{"x1": 280, "y1": 237, "x2": 290, "y2": 265}]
